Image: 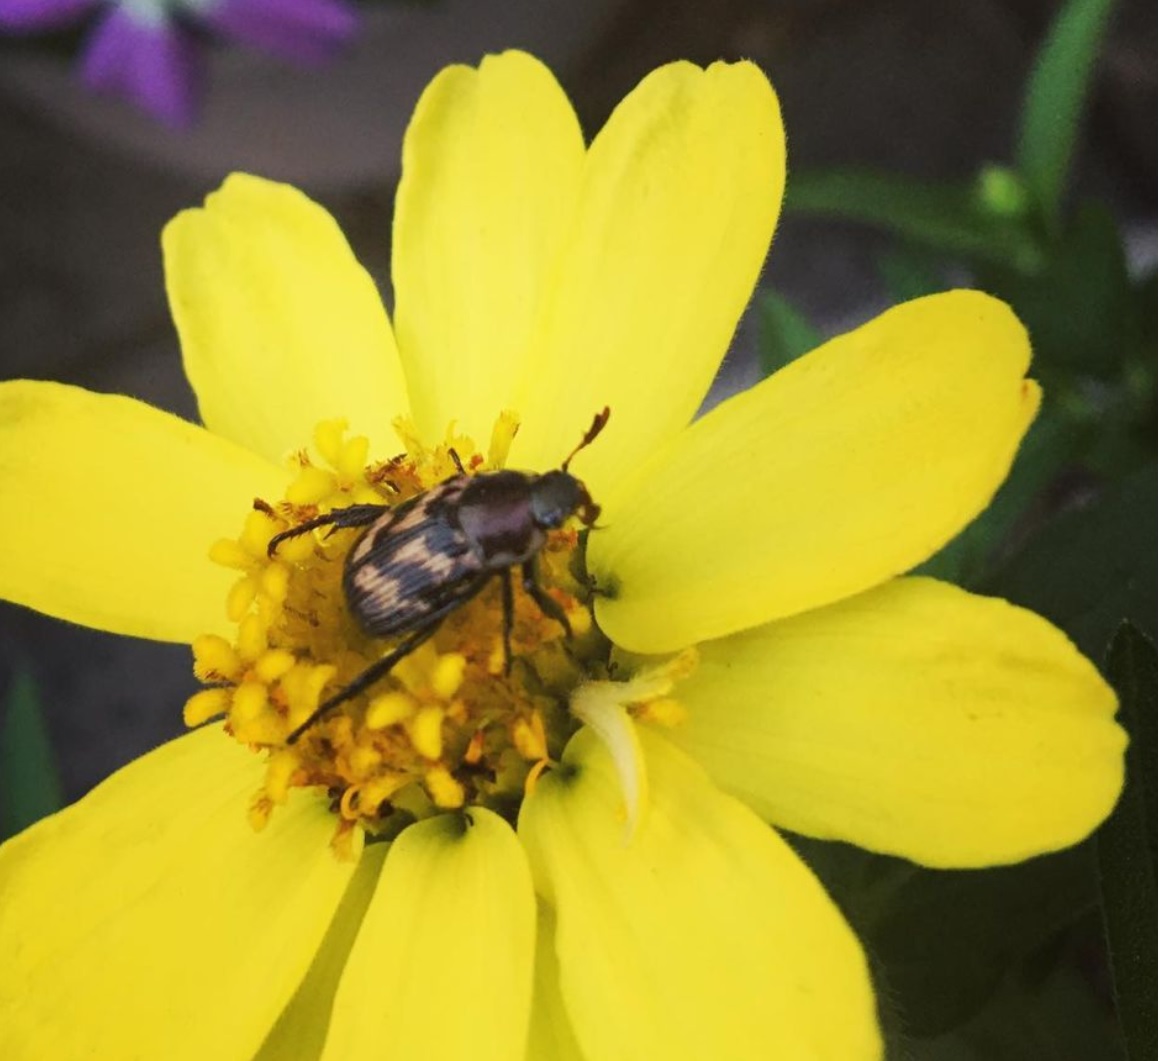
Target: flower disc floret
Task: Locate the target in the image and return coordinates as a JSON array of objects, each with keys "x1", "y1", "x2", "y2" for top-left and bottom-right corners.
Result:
[{"x1": 189, "y1": 416, "x2": 611, "y2": 842}]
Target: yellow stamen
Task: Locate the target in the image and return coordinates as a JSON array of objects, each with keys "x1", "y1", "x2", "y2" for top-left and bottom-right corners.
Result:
[
  {"x1": 254, "y1": 649, "x2": 296, "y2": 684},
  {"x1": 636, "y1": 697, "x2": 689, "y2": 727},
  {"x1": 430, "y1": 653, "x2": 467, "y2": 699},
  {"x1": 240, "y1": 509, "x2": 280, "y2": 557},
  {"x1": 192, "y1": 634, "x2": 242, "y2": 682},
  {"x1": 358, "y1": 771, "x2": 410, "y2": 811},
  {"x1": 313, "y1": 418, "x2": 349, "y2": 467},
  {"x1": 282, "y1": 663, "x2": 338, "y2": 727},
  {"x1": 208, "y1": 538, "x2": 252, "y2": 570},
  {"x1": 338, "y1": 435, "x2": 370, "y2": 480},
  {"x1": 463, "y1": 729, "x2": 486, "y2": 765},
  {"x1": 366, "y1": 691, "x2": 417, "y2": 729},
  {"x1": 409, "y1": 706, "x2": 445, "y2": 761},
  {"x1": 236, "y1": 614, "x2": 268, "y2": 662},
  {"x1": 183, "y1": 688, "x2": 230, "y2": 727},
  {"x1": 347, "y1": 744, "x2": 381, "y2": 778},
  {"x1": 512, "y1": 711, "x2": 548, "y2": 761},
  {"x1": 487, "y1": 409, "x2": 521, "y2": 469},
  {"x1": 264, "y1": 749, "x2": 300, "y2": 804},
  {"x1": 259, "y1": 563, "x2": 290, "y2": 605},
  {"x1": 232, "y1": 681, "x2": 268, "y2": 724},
  {"x1": 425, "y1": 767, "x2": 466, "y2": 809},
  {"x1": 226, "y1": 576, "x2": 258, "y2": 622},
  {"x1": 286, "y1": 465, "x2": 337, "y2": 506},
  {"x1": 248, "y1": 793, "x2": 273, "y2": 832}
]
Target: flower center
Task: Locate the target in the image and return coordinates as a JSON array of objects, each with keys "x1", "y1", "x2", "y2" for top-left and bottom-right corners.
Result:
[{"x1": 186, "y1": 415, "x2": 612, "y2": 851}]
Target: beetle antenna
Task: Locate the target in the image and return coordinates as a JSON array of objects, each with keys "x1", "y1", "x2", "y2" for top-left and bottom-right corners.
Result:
[{"x1": 561, "y1": 407, "x2": 611, "y2": 472}]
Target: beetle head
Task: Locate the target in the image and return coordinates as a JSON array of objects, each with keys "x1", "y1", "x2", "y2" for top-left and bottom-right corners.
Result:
[
  {"x1": 529, "y1": 470, "x2": 600, "y2": 529},
  {"x1": 529, "y1": 406, "x2": 609, "y2": 529}
]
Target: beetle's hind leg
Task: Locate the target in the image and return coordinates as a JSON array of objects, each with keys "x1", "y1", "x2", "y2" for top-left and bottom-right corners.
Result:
[
  {"x1": 267, "y1": 503, "x2": 388, "y2": 558},
  {"x1": 286, "y1": 619, "x2": 440, "y2": 744},
  {"x1": 521, "y1": 557, "x2": 572, "y2": 638},
  {"x1": 285, "y1": 576, "x2": 491, "y2": 744}
]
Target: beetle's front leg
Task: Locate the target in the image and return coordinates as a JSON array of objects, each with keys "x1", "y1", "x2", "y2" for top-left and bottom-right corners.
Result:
[
  {"x1": 522, "y1": 557, "x2": 572, "y2": 638},
  {"x1": 267, "y1": 503, "x2": 389, "y2": 558}
]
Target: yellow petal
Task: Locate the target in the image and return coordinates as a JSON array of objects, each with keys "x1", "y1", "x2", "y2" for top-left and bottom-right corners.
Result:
[
  {"x1": 518, "y1": 727, "x2": 880, "y2": 1061},
  {"x1": 510, "y1": 60, "x2": 785, "y2": 498},
  {"x1": 322, "y1": 809, "x2": 535, "y2": 1061},
  {"x1": 665, "y1": 577, "x2": 1125, "y2": 868},
  {"x1": 164, "y1": 173, "x2": 408, "y2": 464},
  {"x1": 0, "y1": 727, "x2": 358, "y2": 1060},
  {"x1": 525, "y1": 903, "x2": 586, "y2": 1061},
  {"x1": 0, "y1": 380, "x2": 288, "y2": 642},
  {"x1": 392, "y1": 51, "x2": 584, "y2": 446},
  {"x1": 590, "y1": 290, "x2": 1039, "y2": 651}
]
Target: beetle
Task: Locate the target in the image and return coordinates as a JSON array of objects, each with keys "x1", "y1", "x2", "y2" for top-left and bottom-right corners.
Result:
[{"x1": 267, "y1": 407, "x2": 610, "y2": 743}]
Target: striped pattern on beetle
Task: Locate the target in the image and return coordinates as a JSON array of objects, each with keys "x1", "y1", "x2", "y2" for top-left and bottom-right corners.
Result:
[{"x1": 267, "y1": 408, "x2": 611, "y2": 743}]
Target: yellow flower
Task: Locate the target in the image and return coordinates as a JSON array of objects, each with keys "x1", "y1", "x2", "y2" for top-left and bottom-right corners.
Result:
[{"x1": 0, "y1": 51, "x2": 1125, "y2": 1061}]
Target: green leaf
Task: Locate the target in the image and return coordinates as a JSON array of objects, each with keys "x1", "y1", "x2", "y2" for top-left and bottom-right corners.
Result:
[
  {"x1": 754, "y1": 290, "x2": 821, "y2": 377},
  {"x1": 787, "y1": 834, "x2": 1100, "y2": 1038},
  {"x1": 1015, "y1": 0, "x2": 1117, "y2": 226},
  {"x1": 977, "y1": 202, "x2": 1133, "y2": 380},
  {"x1": 875, "y1": 245, "x2": 948, "y2": 303},
  {"x1": 1097, "y1": 623, "x2": 1157, "y2": 1061},
  {"x1": 783, "y1": 167, "x2": 1045, "y2": 272},
  {"x1": 0, "y1": 670, "x2": 65, "y2": 841},
  {"x1": 923, "y1": 918, "x2": 1125, "y2": 1061},
  {"x1": 979, "y1": 464, "x2": 1157, "y2": 661}
]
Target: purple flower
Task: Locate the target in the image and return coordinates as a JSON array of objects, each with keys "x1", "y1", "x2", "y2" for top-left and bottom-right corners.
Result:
[{"x1": 0, "y1": 0, "x2": 360, "y2": 127}]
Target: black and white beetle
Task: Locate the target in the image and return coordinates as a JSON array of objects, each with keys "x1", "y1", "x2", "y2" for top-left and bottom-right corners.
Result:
[{"x1": 268, "y1": 407, "x2": 610, "y2": 744}]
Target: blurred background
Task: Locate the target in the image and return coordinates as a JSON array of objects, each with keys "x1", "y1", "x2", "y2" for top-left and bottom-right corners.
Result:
[{"x1": 0, "y1": 0, "x2": 1154, "y2": 1057}]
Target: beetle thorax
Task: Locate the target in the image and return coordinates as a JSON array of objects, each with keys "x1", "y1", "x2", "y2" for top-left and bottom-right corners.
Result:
[{"x1": 456, "y1": 470, "x2": 548, "y2": 565}]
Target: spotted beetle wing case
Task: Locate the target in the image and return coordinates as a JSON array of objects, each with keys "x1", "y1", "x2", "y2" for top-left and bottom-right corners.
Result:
[{"x1": 343, "y1": 479, "x2": 486, "y2": 637}]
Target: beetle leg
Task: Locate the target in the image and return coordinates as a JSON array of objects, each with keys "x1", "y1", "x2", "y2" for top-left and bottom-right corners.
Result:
[
  {"x1": 285, "y1": 576, "x2": 490, "y2": 744},
  {"x1": 501, "y1": 569, "x2": 515, "y2": 675},
  {"x1": 267, "y1": 503, "x2": 389, "y2": 558},
  {"x1": 286, "y1": 620, "x2": 440, "y2": 744},
  {"x1": 522, "y1": 557, "x2": 572, "y2": 639},
  {"x1": 448, "y1": 448, "x2": 466, "y2": 475}
]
